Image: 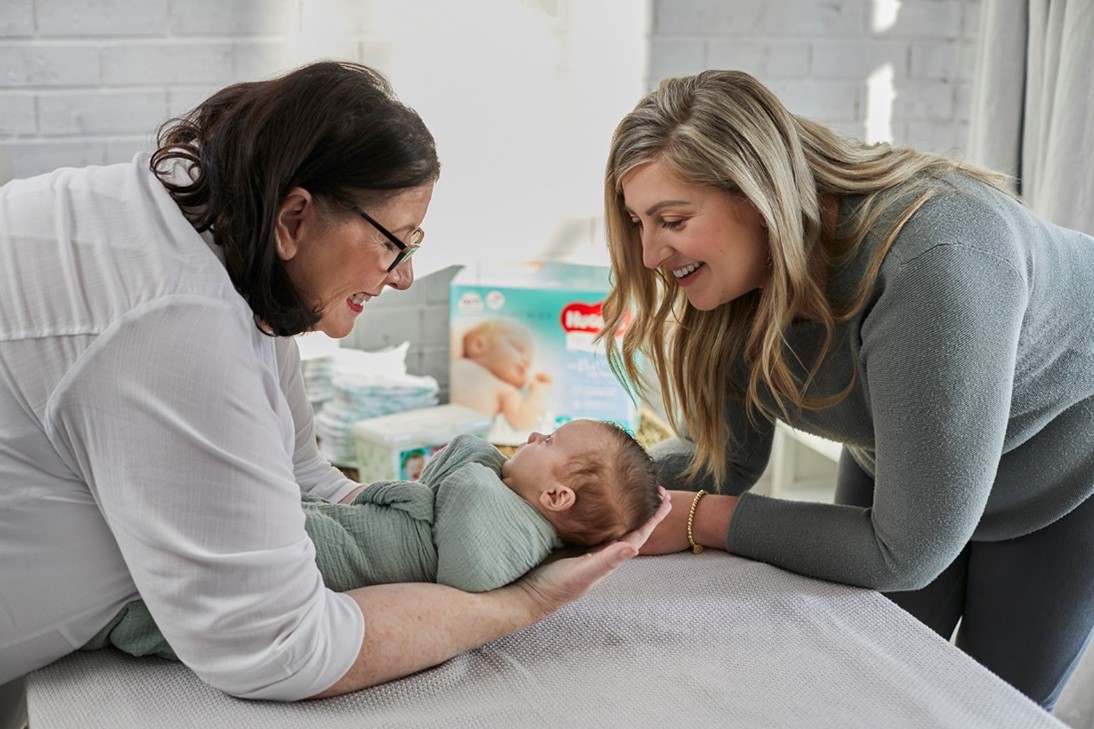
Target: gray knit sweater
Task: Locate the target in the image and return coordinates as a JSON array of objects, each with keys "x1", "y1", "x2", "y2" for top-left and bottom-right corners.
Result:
[{"x1": 651, "y1": 174, "x2": 1094, "y2": 591}]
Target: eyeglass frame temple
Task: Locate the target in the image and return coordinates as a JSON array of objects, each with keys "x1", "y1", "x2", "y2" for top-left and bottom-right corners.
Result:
[{"x1": 351, "y1": 205, "x2": 423, "y2": 272}]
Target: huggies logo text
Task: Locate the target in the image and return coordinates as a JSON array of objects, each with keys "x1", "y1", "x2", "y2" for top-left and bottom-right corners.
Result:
[{"x1": 560, "y1": 302, "x2": 631, "y2": 352}]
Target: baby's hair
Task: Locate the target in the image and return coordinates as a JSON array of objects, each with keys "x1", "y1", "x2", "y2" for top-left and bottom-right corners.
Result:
[
  {"x1": 553, "y1": 421, "x2": 661, "y2": 546},
  {"x1": 462, "y1": 319, "x2": 526, "y2": 354}
]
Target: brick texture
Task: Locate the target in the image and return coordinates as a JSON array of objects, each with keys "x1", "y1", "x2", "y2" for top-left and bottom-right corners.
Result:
[
  {"x1": 0, "y1": 0, "x2": 982, "y2": 182},
  {"x1": 0, "y1": 0, "x2": 984, "y2": 385},
  {"x1": 650, "y1": 0, "x2": 981, "y2": 154}
]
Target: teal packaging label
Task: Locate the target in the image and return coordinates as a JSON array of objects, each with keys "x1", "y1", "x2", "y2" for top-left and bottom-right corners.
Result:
[
  {"x1": 450, "y1": 262, "x2": 639, "y2": 445},
  {"x1": 398, "y1": 444, "x2": 447, "y2": 480}
]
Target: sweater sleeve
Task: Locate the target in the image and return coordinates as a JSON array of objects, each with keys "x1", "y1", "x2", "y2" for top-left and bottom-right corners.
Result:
[
  {"x1": 649, "y1": 402, "x2": 775, "y2": 495},
  {"x1": 728, "y1": 243, "x2": 1026, "y2": 590},
  {"x1": 47, "y1": 300, "x2": 361, "y2": 701}
]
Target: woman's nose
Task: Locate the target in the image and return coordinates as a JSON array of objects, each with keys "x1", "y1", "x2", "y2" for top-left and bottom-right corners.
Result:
[
  {"x1": 385, "y1": 258, "x2": 414, "y2": 290},
  {"x1": 640, "y1": 231, "x2": 668, "y2": 270}
]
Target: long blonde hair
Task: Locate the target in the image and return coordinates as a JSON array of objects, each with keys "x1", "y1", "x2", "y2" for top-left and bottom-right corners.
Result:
[{"x1": 601, "y1": 70, "x2": 1011, "y2": 487}]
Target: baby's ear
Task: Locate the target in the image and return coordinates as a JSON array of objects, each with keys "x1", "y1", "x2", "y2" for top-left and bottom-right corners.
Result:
[
  {"x1": 539, "y1": 485, "x2": 576, "y2": 513},
  {"x1": 465, "y1": 333, "x2": 486, "y2": 356}
]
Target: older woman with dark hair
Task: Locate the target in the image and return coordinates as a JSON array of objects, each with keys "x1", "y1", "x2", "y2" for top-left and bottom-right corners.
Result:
[{"x1": 0, "y1": 60, "x2": 668, "y2": 716}]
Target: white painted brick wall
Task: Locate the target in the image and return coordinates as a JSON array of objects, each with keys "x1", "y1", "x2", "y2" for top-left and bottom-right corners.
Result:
[
  {"x1": 706, "y1": 41, "x2": 810, "y2": 79},
  {"x1": 37, "y1": 90, "x2": 168, "y2": 135},
  {"x1": 2, "y1": 3, "x2": 34, "y2": 36},
  {"x1": 0, "y1": 0, "x2": 988, "y2": 388},
  {"x1": 0, "y1": 93, "x2": 36, "y2": 135},
  {"x1": 649, "y1": 0, "x2": 982, "y2": 155},
  {"x1": 0, "y1": 1, "x2": 412, "y2": 179},
  {"x1": 1, "y1": 1, "x2": 983, "y2": 195}
]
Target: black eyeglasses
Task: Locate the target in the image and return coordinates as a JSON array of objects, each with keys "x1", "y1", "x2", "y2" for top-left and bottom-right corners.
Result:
[{"x1": 351, "y1": 206, "x2": 424, "y2": 273}]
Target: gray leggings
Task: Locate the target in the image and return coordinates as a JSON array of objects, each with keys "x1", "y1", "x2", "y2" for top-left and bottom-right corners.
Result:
[{"x1": 836, "y1": 450, "x2": 1094, "y2": 711}]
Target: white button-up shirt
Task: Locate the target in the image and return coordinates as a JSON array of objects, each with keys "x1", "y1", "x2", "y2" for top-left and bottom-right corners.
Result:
[{"x1": 0, "y1": 155, "x2": 362, "y2": 700}]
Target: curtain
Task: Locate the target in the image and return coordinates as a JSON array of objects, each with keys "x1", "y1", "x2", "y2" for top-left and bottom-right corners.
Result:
[{"x1": 967, "y1": 0, "x2": 1094, "y2": 235}]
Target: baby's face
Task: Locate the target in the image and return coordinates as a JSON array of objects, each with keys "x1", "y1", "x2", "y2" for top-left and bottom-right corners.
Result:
[
  {"x1": 478, "y1": 327, "x2": 533, "y2": 387},
  {"x1": 404, "y1": 455, "x2": 425, "y2": 479},
  {"x1": 501, "y1": 420, "x2": 604, "y2": 495}
]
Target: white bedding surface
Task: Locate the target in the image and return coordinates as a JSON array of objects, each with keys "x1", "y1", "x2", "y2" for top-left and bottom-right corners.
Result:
[{"x1": 27, "y1": 553, "x2": 1064, "y2": 728}]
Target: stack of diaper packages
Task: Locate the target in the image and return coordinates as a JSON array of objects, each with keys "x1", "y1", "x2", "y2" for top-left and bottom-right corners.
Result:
[{"x1": 312, "y1": 343, "x2": 440, "y2": 467}]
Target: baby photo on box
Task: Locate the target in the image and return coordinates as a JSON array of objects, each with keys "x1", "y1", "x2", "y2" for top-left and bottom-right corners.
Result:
[{"x1": 449, "y1": 261, "x2": 640, "y2": 445}]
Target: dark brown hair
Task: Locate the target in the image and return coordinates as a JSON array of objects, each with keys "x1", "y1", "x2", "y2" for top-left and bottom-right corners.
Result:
[
  {"x1": 150, "y1": 60, "x2": 440, "y2": 336},
  {"x1": 554, "y1": 421, "x2": 661, "y2": 546}
]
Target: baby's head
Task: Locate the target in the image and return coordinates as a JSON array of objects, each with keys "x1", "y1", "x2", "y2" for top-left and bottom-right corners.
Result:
[
  {"x1": 403, "y1": 451, "x2": 426, "y2": 480},
  {"x1": 501, "y1": 419, "x2": 661, "y2": 546},
  {"x1": 462, "y1": 320, "x2": 533, "y2": 387}
]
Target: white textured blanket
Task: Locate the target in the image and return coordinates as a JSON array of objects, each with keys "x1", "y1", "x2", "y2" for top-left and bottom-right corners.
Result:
[{"x1": 27, "y1": 553, "x2": 1064, "y2": 728}]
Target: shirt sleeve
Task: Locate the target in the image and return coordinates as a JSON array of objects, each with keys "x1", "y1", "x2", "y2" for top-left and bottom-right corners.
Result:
[
  {"x1": 728, "y1": 243, "x2": 1026, "y2": 590},
  {"x1": 46, "y1": 298, "x2": 362, "y2": 700},
  {"x1": 274, "y1": 336, "x2": 360, "y2": 504}
]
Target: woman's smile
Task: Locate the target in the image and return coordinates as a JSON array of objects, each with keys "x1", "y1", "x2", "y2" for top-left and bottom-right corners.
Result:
[{"x1": 621, "y1": 159, "x2": 768, "y2": 310}]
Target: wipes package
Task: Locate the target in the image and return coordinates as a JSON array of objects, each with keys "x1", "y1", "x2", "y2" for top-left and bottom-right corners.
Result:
[
  {"x1": 449, "y1": 261, "x2": 640, "y2": 445},
  {"x1": 352, "y1": 404, "x2": 492, "y2": 483}
]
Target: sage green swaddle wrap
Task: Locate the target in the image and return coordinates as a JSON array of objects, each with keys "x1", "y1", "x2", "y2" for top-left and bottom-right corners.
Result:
[{"x1": 82, "y1": 435, "x2": 562, "y2": 660}]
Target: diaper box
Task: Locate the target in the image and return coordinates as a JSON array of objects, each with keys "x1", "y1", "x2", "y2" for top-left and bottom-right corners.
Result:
[
  {"x1": 449, "y1": 261, "x2": 640, "y2": 445},
  {"x1": 352, "y1": 404, "x2": 493, "y2": 483}
]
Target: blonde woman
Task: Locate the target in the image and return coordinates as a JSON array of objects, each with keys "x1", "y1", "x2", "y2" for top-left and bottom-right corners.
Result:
[{"x1": 601, "y1": 69, "x2": 1094, "y2": 711}]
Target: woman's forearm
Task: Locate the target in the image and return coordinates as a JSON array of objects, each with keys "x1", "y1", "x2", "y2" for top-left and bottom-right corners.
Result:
[
  {"x1": 311, "y1": 580, "x2": 538, "y2": 697},
  {"x1": 312, "y1": 490, "x2": 671, "y2": 698},
  {"x1": 694, "y1": 493, "x2": 736, "y2": 550},
  {"x1": 638, "y1": 490, "x2": 736, "y2": 555},
  {"x1": 338, "y1": 484, "x2": 366, "y2": 504}
]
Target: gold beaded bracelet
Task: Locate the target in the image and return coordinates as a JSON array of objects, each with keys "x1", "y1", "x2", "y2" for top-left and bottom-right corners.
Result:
[{"x1": 687, "y1": 489, "x2": 708, "y2": 554}]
